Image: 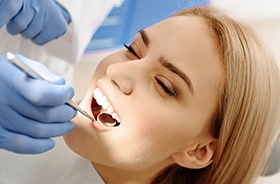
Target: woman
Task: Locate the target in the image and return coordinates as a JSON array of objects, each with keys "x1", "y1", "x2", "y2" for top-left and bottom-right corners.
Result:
[
  {"x1": 63, "y1": 6, "x2": 280, "y2": 184},
  {"x1": 1, "y1": 5, "x2": 278, "y2": 184}
]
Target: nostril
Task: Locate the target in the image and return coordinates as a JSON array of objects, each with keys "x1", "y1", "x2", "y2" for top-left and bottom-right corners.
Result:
[
  {"x1": 111, "y1": 79, "x2": 132, "y2": 95},
  {"x1": 122, "y1": 87, "x2": 132, "y2": 95}
]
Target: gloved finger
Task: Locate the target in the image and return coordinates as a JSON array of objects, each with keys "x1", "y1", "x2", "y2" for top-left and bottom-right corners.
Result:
[
  {"x1": 32, "y1": 14, "x2": 68, "y2": 45},
  {"x1": 21, "y1": 1, "x2": 71, "y2": 40},
  {"x1": 1, "y1": 55, "x2": 74, "y2": 106},
  {"x1": 15, "y1": 78, "x2": 74, "y2": 106},
  {"x1": 1, "y1": 105, "x2": 74, "y2": 138},
  {"x1": 24, "y1": 105, "x2": 77, "y2": 123},
  {"x1": 0, "y1": 0, "x2": 23, "y2": 28},
  {"x1": 55, "y1": 1, "x2": 71, "y2": 24},
  {"x1": 1, "y1": 75, "x2": 76, "y2": 122},
  {"x1": 0, "y1": 129, "x2": 55, "y2": 154},
  {"x1": 6, "y1": 5, "x2": 34, "y2": 35},
  {"x1": 20, "y1": 10, "x2": 44, "y2": 39},
  {"x1": 19, "y1": 104, "x2": 77, "y2": 123},
  {"x1": 10, "y1": 93, "x2": 77, "y2": 122},
  {"x1": 15, "y1": 54, "x2": 65, "y2": 85}
]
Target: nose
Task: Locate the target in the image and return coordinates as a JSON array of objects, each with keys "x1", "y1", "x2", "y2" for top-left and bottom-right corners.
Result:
[{"x1": 106, "y1": 62, "x2": 135, "y2": 95}]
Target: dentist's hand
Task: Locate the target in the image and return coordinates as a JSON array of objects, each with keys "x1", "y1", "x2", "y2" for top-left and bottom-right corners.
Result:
[
  {"x1": 0, "y1": 0, "x2": 24, "y2": 28},
  {"x1": 5, "y1": 0, "x2": 71, "y2": 45},
  {"x1": 0, "y1": 54, "x2": 77, "y2": 154}
]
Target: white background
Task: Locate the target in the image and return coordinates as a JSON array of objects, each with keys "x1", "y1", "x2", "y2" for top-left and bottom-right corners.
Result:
[{"x1": 213, "y1": 0, "x2": 280, "y2": 65}]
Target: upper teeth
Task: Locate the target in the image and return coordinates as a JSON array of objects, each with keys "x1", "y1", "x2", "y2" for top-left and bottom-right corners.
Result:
[{"x1": 93, "y1": 87, "x2": 120, "y2": 123}]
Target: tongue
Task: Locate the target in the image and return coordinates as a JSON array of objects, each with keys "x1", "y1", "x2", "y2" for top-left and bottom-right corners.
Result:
[{"x1": 97, "y1": 112, "x2": 117, "y2": 127}]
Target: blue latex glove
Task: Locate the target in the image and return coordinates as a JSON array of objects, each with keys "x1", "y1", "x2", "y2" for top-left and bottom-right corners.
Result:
[
  {"x1": 6, "y1": 0, "x2": 71, "y2": 45},
  {"x1": 0, "y1": 0, "x2": 24, "y2": 28},
  {"x1": 0, "y1": 54, "x2": 77, "y2": 154}
]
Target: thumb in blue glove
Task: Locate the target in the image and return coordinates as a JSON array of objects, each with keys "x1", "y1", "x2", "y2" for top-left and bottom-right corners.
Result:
[
  {"x1": 0, "y1": 54, "x2": 77, "y2": 154},
  {"x1": 6, "y1": 0, "x2": 71, "y2": 45}
]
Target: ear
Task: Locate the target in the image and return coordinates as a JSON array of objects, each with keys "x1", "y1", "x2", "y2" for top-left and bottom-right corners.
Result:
[{"x1": 171, "y1": 140, "x2": 217, "y2": 169}]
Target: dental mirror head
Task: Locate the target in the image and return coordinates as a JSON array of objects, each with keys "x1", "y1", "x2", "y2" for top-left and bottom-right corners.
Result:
[{"x1": 96, "y1": 112, "x2": 120, "y2": 127}]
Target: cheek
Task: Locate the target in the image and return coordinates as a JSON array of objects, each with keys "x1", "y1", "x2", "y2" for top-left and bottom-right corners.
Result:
[
  {"x1": 110, "y1": 105, "x2": 196, "y2": 170},
  {"x1": 126, "y1": 100, "x2": 168, "y2": 135},
  {"x1": 124, "y1": 99, "x2": 204, "y2": 151},
  {"x1": 120, "y1": 100, "x2": 184, "y2": 153}
]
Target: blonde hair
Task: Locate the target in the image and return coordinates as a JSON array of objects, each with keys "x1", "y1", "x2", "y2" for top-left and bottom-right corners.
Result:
[{"x1": 152, "y1": 6, "x2": 280, "y2": 184}]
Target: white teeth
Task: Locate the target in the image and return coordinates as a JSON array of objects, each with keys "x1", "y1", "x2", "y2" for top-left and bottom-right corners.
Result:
[
  {"x1": 102, "y1": 101, "x2": 110, "y2": 110},
  {"x1": 106, "y1": 107, "x2": 114, "y2": 114},
  {"x1": 93, "y1": 87, "x2": 121, "y2": 124},
  {"x1": 93, "y1": 88, "x2": 102, "y2": 97},
  {"x1": 111, "y1": 113, "x2": 118, "y2": 120},
  {"x1": 96, "y1": 95, "x2": 106, "y2": 106},
  {"x1": 116, "y1": 117, "x2": 121, "y2": 123},
  {"x1": 104, "y1": 122, "x2": 117, "y2": 127}
]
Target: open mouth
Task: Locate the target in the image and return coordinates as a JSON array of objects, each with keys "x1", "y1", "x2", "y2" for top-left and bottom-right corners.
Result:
[{"x1": 91, "y1": 87, "x2": 121, "y2": 127}]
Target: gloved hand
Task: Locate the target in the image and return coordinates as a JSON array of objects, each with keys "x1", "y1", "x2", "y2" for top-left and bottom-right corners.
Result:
[
  {"x1": 5, "y1": 0, "x2": 71, "y2": 45},
  {"x1": 0, "y1": 0, "x2": 24, "y2": 28},
  {"x1": 0, "y1": 54, "x2": 77, "y2": 154}
]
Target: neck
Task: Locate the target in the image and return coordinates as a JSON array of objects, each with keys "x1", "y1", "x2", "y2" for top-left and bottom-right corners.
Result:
[{"x1": 91, "y1": 159, "x2": 174, "y2": 184}]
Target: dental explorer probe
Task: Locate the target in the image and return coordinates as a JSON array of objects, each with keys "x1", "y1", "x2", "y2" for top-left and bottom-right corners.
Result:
[{"x1": 5, "y1": 52, "x2": 96, "y2": 122}]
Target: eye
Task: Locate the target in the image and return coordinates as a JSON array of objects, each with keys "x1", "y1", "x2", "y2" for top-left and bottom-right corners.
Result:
[
  {"x1": 124, "y1": 43, "x2": 140, "y2": 59},
  {"x1": 155, "y1": 76, "x2": 176, "y2": 97}
]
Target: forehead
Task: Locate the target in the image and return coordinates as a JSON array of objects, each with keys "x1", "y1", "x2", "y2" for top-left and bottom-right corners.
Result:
[
  {"x1": 147, "y1": 15, "x2": 212, "y2": 42},
  {"x1": 143, "y1": 15, "x2": 224, "y2": 106},
  {"x1": 145, "y1": 16, "x2": 217, "y2": 62}
]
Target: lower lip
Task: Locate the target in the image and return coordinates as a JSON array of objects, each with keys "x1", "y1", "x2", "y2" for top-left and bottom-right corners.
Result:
[{"x1": 90, "y1": 119, "x2": 114, "y2": 131}]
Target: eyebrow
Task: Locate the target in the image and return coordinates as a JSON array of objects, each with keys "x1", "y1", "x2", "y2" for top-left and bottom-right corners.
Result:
[
  {"x1": 139, "y1": 29, "x2": 194, "y2": 95},
  {"x1": 159, "y1": 56, "x2": 194, "y2": 95},
  {"x1": 139, "y1": 29, "x2": 150, "y2": 47}
]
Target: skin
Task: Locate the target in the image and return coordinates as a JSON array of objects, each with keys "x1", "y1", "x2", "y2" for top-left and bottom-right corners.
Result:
[{"x1": 63, "y1": 16, "x2": 224, "y2": 183}]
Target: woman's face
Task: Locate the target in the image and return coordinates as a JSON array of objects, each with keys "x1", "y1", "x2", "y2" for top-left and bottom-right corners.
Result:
[{"x1": 64, "y1": 16, "x2": 224, "y2": 172}]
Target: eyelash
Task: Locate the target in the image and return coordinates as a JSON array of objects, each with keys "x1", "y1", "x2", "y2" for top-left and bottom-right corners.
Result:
[
  {"x1": 124, "y1": 43, "x2": 176, "y2": 97},
  {"x1": 124, "y1": 44, "x2": 140, "y2": 59},
  {"x1": 155, "y1": 77, "x2": 176, "y2": 97}
]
